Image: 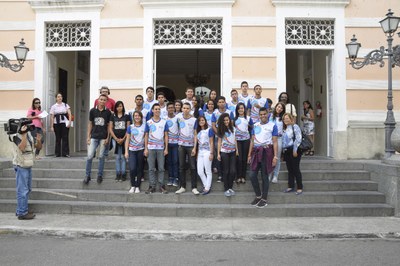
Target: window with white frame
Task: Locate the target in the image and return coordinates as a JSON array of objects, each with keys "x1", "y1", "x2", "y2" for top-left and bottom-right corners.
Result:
[
  {"x1": 154, "y1": 19, "x2": 222, "y2": 45},
  {"x1": 46, "y1": 22, "x2": 91, "y2": 48},
  {"x1": 285, "y1": 19, "x2": 334, "y2": 46}
]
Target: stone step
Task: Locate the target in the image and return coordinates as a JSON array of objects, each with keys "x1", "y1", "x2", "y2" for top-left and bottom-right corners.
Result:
[
  {"x1": 27, "y1": 158, "x2": 366, "y2": 171},
  {"x1": 0, "y1": 178, "x2": 379, "y2": 191},
  {"x1": 0, "y1": 199, "x2": 393, "y2": 217},
  {"x1": 0, "y1": 168, "x2": 371, "y2": 181},
  {"x1": 0, "y1": 188, "x2": 387, "y2": 204}
]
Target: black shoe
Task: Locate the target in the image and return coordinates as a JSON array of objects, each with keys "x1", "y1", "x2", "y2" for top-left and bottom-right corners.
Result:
[
  {"x1": 97, "y1": 176, "x2": 103, "y2": 184},
  {"x1": 63, "y1": 155, "x2": 70, "y2": 158},
  {"x1": 83, "y1": 176, "x2": 91, "y2": 185},
  {"x1": 18, "y1": 213, "x2": 36, "y2": 220},
  {"x1": 145, "y1": 187, "x2": 155, "y2": 194},
  {"x1": 251, "y1": 197, "x2": 261, "y2": 206},
  {"x1": 160, "y1": 186, "x2": 168, "y2": 194},
  {"x1": 256, "y1": 199, "x2": 268, "y2": 208},
  {"x1": 121, "y1": 173, "x2": 127, "y2": 182},
  {"x1": 115, "y1": 174, "x2": 121, "y2": 181}
]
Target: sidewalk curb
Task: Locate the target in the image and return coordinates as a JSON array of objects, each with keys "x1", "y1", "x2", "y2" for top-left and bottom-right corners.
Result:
[{"x1": 1, "y1": 227, "x2": 400, "y2": 241}]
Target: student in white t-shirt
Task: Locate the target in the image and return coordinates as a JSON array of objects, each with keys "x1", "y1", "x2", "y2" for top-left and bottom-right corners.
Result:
[
  {"x1": 227, "y1": 89, "x2": 239, "y2": 113},
  {"x1": 247, "y1": 84, "x2": 269, "y2": 124},
  {"x1": 234, "y1": 102, "x2": 254, "y2": 184},
  {"x1": 247, "y1": 107, "x2": 278, "y2": 208},
  {"x1": 217, "y1": 113, "x2": 238, "y2": 197},
  {"x1": 181, "y1": 86, "x2": 195, "y2": 111},
  {"x1": 238, "y1": 81, "x2": 252, "y2": 107},
  {"x1": 125, "y1": 110, "x2": 146, "y2": 194},
  {"x1": 144, "y1": 103, "x2": 169, "y2": 194},
  {"x1": 143, "y1": 86, "x2": 158, "y2": 113},
  {"x1": 195, "y1": 116, "x2": 215, "y2": 195},
  {"x1": 165, "y1": 102, "x2": 180, "y2": 187},
  {"x1": 175, "y1": 103, "x2": 199, "y2": 195}
]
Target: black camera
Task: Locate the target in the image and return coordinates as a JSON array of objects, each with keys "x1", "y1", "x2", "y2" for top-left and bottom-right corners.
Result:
[{"x1": 4, "y1": 118, "x2": 35, "y2": 135}]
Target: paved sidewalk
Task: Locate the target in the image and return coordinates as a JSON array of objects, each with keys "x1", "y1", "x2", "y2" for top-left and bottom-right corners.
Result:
[{"x1": 0, "y1": 213, "x2": 399, "y2": 241}]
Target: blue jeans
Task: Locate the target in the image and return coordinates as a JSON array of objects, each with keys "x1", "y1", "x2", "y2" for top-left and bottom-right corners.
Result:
[
  {"x1": 272, "y1": 136, "x2": 283, "y2": 178},
  {"x1": 147, "y1": 149, "x2": 165, "y2": 188},
  {"x1": 128, "y1": 149, "x2": 144, "y2": 187},
  {"x1": 86, "y1": 138, "x2": 106, "y2": 177},
  {"x1": 167, "y1": 143, "x2": 179, "y2": 178},
  {"x1": 14, "y1": 166, "x2": 32, "y2": 216},
  {"x1": 114, "y1": 140, "x2": 126, "y2": 175},
  {"x1": 250, "y1": 152, "x2": 270, "y2": 200}
]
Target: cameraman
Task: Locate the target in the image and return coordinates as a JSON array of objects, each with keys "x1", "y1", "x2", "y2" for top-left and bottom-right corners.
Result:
[{"x1": 13, "y1": 124, "x2": 42, "y2": 220}]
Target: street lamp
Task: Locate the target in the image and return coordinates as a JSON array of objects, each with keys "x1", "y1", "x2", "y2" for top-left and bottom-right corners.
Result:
[
  {"x1": 346, "y1": 9, "x2": 400, "y2": 159},
  {"x1": 0, "y1": 38, "x2": 29, "y2": 72}
]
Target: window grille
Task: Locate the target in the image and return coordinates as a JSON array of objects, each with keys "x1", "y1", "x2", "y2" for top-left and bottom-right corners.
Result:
[
  {"x1": 285, "y1": 19, "x2": 334, "y2": 46},
  {"x1": 154, "y1": 19, "x2": 222, "y2": 45},
  {"x1": 46, "y1": 22, "x2": 91, "y2": 48}
]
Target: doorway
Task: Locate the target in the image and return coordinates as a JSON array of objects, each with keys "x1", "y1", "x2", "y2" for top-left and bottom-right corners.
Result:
[
  {"x1": 154, "y1": 49, "x2": 221, "y2": 101},
  {"x1": 285, "y1": 49, "x2": 333, "y2": 156},
  {"x1": 44, "y1": 51, "x2": 90, "y2": 155}
]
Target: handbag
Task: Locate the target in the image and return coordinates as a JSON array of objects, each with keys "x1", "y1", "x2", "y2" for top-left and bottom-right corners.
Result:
[{"x1": 292, "y1": 125, "x2": 313, "y2": 153}]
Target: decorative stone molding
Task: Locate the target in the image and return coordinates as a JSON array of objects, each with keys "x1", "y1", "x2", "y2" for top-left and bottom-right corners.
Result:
[
  {"x1": 29, "y1": 0, "x2": 105, "y2": 11},
  {"x1": 139, "y1": 0, "x2": 235, "y2": 7},
  {"x1": 271, "y1": 0, "x2": 350, "y2": 7}
]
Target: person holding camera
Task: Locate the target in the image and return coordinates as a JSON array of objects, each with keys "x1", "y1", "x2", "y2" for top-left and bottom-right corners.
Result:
[
  {"x1": 12, "y1": 124, "x2": 42, "y2": 220},
  {"x1": 50, "y1": 93, "x2": 71, "y2": 157},
  {"x1": 27, "y1": 98, "x2": 45, "y2": 159}
]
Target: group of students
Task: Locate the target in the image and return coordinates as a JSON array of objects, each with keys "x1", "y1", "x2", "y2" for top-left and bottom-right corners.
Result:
[{"x1": 83, "y1": 82, "x2": 304, "y2": 208}]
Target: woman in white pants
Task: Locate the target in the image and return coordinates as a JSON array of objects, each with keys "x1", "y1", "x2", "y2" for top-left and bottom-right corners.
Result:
[{"x1": 196, "y1": 116, "x2": 215, "y2": 195}]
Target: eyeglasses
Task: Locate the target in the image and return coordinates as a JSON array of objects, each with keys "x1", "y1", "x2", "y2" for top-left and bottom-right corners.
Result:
[{"x1": 34, "y1": 102, "x2": 41, "y2": 104}]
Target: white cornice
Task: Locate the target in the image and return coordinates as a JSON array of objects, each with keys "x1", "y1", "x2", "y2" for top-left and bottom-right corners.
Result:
[
  {"x1": 139, "y1": 0, "x2": 235, "y2": 7},
  {"x1": 271, "y1": 0, "x2": 350, "y2": 7},
  {"x1": 29, "y1": 0, "x2": 105, "y2": 12}
]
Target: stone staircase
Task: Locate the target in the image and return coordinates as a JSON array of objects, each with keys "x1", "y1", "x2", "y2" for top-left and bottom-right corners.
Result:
[{"x1": 0, "y1": 157, "x2": 394, "y2": 217}]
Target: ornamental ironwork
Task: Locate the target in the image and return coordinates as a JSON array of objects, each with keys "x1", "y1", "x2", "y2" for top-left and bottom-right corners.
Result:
[
  {"x1": 154, "y1": 19, "x2": 222, "y2": 45},
  {"x1": 46, "y1": 22, "x2": 91, "y2": 48},
  {"x1": 285, "y1": 19, "x2": 334, "y2": 46}
]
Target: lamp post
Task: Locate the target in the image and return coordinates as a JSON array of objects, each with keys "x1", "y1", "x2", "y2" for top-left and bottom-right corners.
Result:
[
  {"x1": 346, "y1": 9, "x2": 400, "y2": 159},
  {"x1": 0, "y1": 38, "x2": 29, "y2": 72}
]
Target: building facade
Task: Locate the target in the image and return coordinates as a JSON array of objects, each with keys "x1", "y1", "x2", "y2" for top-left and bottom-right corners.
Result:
[{"x1": 1, "y1": 0, "x2": 400, "y2": 159}]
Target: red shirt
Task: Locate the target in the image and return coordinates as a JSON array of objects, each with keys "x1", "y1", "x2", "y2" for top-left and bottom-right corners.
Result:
[{"x1": 94, "y1": 97, "x2": 115, "y2": 112}]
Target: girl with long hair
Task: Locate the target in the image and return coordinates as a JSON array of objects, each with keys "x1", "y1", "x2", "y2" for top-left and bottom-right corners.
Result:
[
  {"x1": 27, "y1": 98, "x2": 45, "y2": 159},
  {"x1": 196, "y1": 116, "x2": 214, "y2": 195},
  {"x1": 234, "y1": 102, "x2": 253, "y2": 184},
  {"x1": 125, "y1": 111, "x2": 145, "y2": 193},
  {"x1": 49, "y1": 93, "x2": 71, "y2": 157},
  {"x1": 217, "y1": 113, "x2": 238, "y2": 197},
  {"x1": 110, "y1": 101, "x2": 131, "y2": 181},
  {"x1": 203, "y1": 89, "x2": 218, "y2": 111},
  {"x1": 269, "y1": 102, "x2": 286, "y2": 183},
  {"x1": 192, "y1": 95, "x2": 204, "y2": 118},
  {"x1": 301, "y1": 100, "x2": 315, "y2": 156}
]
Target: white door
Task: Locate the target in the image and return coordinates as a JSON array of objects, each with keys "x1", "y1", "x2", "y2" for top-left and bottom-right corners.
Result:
[
  {"x1": 327, "y1": 52, "x2": 334, "y2": 157},
  {"x1": 45, "y1": 52, "x2": 57, "y2": 155},
  {"x1": 153, "y1": 49, "x2": 157, "y2": 88}
]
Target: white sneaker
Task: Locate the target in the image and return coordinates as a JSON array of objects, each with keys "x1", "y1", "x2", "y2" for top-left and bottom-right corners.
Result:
[
  {"x1": 134, "y1": 187, "x2": 140, "y2": 193},
  {"x1": 192, "y1": 188, "x2": 200, "y2": 195},
  {"x1": 175, "y1": 187, "x2": 186, "y2": 194},
  {"x1": 272, "y1": 176, "x2": 278, "y2": 184},
  {"x1": 128, "y1": 187, "x2": 135, "y2": 193},
  {"x1": 228, "y1": 189, "x2": 235, "y2": 196}
]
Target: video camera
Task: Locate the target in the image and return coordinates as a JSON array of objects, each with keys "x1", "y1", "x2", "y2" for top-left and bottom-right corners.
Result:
[{"x1": 4, "y1": 118, "x2": 35, "y2": 135}]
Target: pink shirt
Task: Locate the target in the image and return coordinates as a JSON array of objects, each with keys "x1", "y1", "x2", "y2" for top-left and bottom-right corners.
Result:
[{"x1": 27, "y1": 107, "x2": 43, "y2": 128}]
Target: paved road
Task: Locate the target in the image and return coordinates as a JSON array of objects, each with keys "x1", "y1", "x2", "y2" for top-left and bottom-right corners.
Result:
[{"x1": 0, "y1": 235, "x2": 399, "y2": 266}]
